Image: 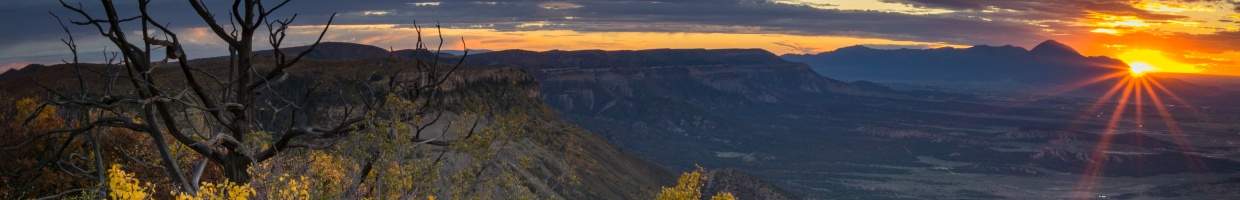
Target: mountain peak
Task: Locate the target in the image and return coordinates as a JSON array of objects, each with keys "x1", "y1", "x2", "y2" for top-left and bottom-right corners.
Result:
[{"x1": 1029, "y1": 40, "x2": 1082, "y2": 57}]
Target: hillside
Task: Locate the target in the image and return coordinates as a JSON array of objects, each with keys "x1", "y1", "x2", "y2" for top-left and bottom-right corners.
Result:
[{"x1": 0, "y1": 54, "x2": 675, "y2": 199}]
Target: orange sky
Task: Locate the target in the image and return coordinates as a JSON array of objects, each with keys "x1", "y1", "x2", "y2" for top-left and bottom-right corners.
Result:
[
  {"x1": 1055, "y1": 1, "x2": 1240, "y2": 75},
  {"x1": 305, "y1": 25, "x2": 964, "y2": 55},
  {"x1": 291, "y1": 0, "x2": 1240, "y2": 76}
]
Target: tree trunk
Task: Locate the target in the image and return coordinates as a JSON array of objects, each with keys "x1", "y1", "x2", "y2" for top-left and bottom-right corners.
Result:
[{"x1": 221, "y1": 153, "x2": 253, "y2": 183}]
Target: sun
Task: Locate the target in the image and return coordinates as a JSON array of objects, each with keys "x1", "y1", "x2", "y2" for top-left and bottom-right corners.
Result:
[
  {"x1": 1116, "y1": 49, "x2": 1201, "y2": 74},
  {"x1": 1129, "y1": 61, "x2": 1155, "y2": 77}
]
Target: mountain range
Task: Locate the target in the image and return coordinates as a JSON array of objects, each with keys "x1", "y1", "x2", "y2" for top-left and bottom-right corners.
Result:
[{"x1": 783, "y1": 40, "x2": 1223, "y2": 97}]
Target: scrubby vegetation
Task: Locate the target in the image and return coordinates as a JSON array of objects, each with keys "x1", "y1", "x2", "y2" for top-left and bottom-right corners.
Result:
[{"x1": 656, "y1": 167, "x2": 737, "y2": 200}]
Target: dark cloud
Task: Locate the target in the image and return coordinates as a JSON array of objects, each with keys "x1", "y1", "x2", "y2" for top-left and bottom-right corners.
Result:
[
  {"x1": 1, "y1": 0, "x2": 1046, "y2": 67},
  {"x1": 883, "y1": 0, "x2": 1187, "y2": 20},
  {"x1": 363, "y1": 0, "x2": 1046, "y2": 45}
]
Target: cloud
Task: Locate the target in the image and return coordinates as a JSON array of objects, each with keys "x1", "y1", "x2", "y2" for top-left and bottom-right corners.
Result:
[
  {"x1": 539, "y1": 2, "x2": 582, "y2": 10},
  {"x1": 408, "y1": 2, "x2": 441, "y2": 7},
  {"x1": 883, "y1": 0, "x2": 1187, "y2": 20},
  {"x1": 773, "y1": 41, "x2": 820, "y2": 54}
]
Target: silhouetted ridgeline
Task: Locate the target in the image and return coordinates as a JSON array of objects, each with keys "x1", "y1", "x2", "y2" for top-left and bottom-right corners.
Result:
[
  {"x1": 781, "y1": 40, "x2": 1227, "y2": 96},
  {"x1": 468, "y1": 48, "x2": 789, "y2": 68},
  {"x1": 783, "y1": 40, "x2": 1120, "y2": 84}
]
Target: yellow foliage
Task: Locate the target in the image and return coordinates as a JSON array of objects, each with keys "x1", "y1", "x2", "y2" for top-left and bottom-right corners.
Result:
[
  {"x1": 309, "y1": 151, "x2": 345, "y2": 181},
  {"x1": 107, "y1": 164, "x2": 268, "y2": 200},
  {"x1": 710, "y1": 192, "x2": 737, "y2": 200},
  {"x1": 267, "y1": 175, "x2": 311, "y2": 200},
  {"x1": 655, "y1": 168, "x2": 704, "y2": 200},
  {"x1": 308, "y1": 151, "x2": 346, "y2": 196},
  {"x1": 655, "y1": 167, "x2": 740, "y2": 200},
  {"x1": 107, "y1": 164, "x2": 150, "y2": 200},
  {"x1": 14, "y1": 97, "x2": 63, "y2": 130},
  {"x1": 174, "y1": 181, "x2": 255, "y2": 200}
]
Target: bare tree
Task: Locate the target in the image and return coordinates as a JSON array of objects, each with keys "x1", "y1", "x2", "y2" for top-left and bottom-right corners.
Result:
[
  {"x1": 7, "y1": 0, "x2": 481, "y2": 197},
  {"x1": 32, "y1": 0, "x2": 346, "y2": 194}
]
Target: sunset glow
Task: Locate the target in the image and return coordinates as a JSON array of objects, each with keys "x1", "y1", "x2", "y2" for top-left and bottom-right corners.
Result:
[
  {"x1": 1116, "y1": 49, "x2": 1203, "y2": 74},
  {"x1": 297, "y1": 25, "x2": 965, "y2": 55},
  {"x1": 1129, "y1": 62, "x2": 1156, "y2": 76}
]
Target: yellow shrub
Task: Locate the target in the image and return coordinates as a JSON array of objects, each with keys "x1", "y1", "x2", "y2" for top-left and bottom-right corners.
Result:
[
  {"x1": 267, "y1": 175, "x2": 311, "y2": 200},
  {"x1": 309, "y1": 152, "x2": 345, "y2": 183},
  {"x1": 655, "y1": 168, "x2": 704, "y2": 200},
  {"x1": 107, "y1": 164, "x2": 150, "y2": 200},
  {"x1": 655, "y1": 167, "x2": 739, "y2": 200},
  {"x1": 174, "y1": 180, "x2": 255, "y2": 200},
  {"x1": 710, "y1": 192, "x2": 737, "y2": 200}
]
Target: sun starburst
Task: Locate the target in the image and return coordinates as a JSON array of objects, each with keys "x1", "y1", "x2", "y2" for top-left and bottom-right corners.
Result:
[{"x1": 1067, "y1": 63, "x2": 1204, "y2": 199}]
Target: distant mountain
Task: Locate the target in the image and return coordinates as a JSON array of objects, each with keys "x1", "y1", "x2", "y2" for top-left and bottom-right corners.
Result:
[
  {"x1": 252, "y1": 42, "x2": 390, "y2": 60},
  {"x1": 467, "y1": 48, "x2": 900, "y2": 100},
  {"x1": 0, "y1": 64, "x2": 47, "y2": 82},
  {"x1": 249, "y1": 42, "x2": 475, "y2": 61},
  {"x1": 1028, "y1": 40, "x2": 1084, "y2": 58},
  {"x1": 783, "y1": 40, "x2": 1134, "y2": 94},
  {"x1": 469, "y1": 48, "x2": 794, "y2": 68}
]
